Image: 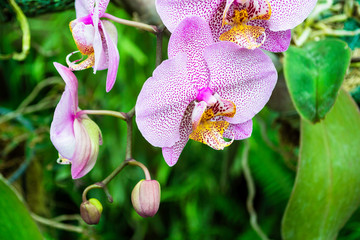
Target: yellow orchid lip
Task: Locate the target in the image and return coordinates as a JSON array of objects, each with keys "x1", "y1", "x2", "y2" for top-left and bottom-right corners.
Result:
[
  {"x1": 66, "y1": 51, "x2": 95, "y2": 71},
  {"x1": 220, "y1": 0, "x2": 272, "y2": 49},
  {"x1": 189, "y1": 92, "x2": 236, "y2": 150},
  {"x1": 68, "y1": 18, "x2": 96, "y2": 70}
]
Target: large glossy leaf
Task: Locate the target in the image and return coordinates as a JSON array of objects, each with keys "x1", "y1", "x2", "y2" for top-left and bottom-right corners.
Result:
[
  {"x1": 282, "y1": 89, "x2": 360, "y2": 240},
  {"x1": 0, "y1": 175, "x2": 43, "y2": 240},
  {"x1": 284, "y1": 39, "x2": 351, "y2": 123}
]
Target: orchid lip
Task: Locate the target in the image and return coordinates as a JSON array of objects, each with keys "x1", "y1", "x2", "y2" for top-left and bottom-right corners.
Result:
[{"x1": 66, "y1": 51, "x2": 95, "y2": 71}]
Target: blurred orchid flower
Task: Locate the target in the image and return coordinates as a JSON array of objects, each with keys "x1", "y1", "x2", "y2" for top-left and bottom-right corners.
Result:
[
  {"x1": 135, "y1": 17, "x2": 277, "y2": 166},
  {"x1": 156, "y1": 0, "x2": 317, "y2": 52},
  {"x1": 67, "y1": 0, "x2": 119, "y2": 92},
  {"x1": 50, "y1": 63, "x2": 102, "y2": 179}
]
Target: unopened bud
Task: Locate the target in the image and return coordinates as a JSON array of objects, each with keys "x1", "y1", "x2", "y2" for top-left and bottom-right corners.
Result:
[
  {"x1": 80, "y1": 198, "x2": 103, "y2": 225},
  {"x1": 131, "y1": 180, "x2": 161, "y2": 217}
]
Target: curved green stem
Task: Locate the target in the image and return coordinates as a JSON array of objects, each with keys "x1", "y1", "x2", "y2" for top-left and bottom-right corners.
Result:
[
  {"x1": 241, "y1": 140, "x2": 270, "y2": 240},
  {"x1": 82, "y1": 159, "x2": 151, "y2": 202},
  {"x1": 156, "y1": 28, "x2": 164, "y2": 67},
  {"x1": 31, "y1": 213, "x2": 85, "y2": 234},
  {"x1": 128, "y1": 160, "x2": 151, "y2": 181},
  {"x1": 102, "y1": 13, "x2": 158, "y2": 33},
  {"x1": 81, "y1": 107, "x2": 152, "y2": 203},
  {"x1": 78, "y1": 109, "x2": 127, "y2": 120},
  {"x1": 0, "y1": 0, "x2": 30, "y2": 60}
]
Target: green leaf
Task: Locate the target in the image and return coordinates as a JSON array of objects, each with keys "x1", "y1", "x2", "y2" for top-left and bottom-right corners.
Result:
[
  {"x1": 0, "y1": 175, "x2": 42, "y2": 240},
  {"x1": 284, "y1": 39, "x2": 351, "y2": 123},
  {"x1": 282, "y1": 89, "x2": 360, "y2": 240}
]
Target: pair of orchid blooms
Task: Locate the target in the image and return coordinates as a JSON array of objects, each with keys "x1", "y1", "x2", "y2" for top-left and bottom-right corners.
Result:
[{"x1": 50, "y1": 0, "x2": 317, "y2": 179}]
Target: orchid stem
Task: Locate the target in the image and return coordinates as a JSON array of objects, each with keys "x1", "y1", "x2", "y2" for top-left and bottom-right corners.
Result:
[
  {"x1": 125, "y1": 109, "x2": 134, "y2": 160},
  {"x1": 82, "y1": 107, "x2": 151, "y2": 202},
  {"x1": 31, "y1": 213, "x2": 85, "y2": 234},
  {"x1": 102, "y1": 13, "x2": 158, "y2": 33},
  {"x1": 82, "y1": 159, "x2": 151, "y2": 202},
  {"x1": 241, "y1": 140, "x2": 270, "y2": 240},
  {"x1": 78, "y1": 109, "x2": 127, "y2": 120},
  {"x1": 156, "y1": 28, "x2": 164, "y2": 67},
  {"x1": 0, "y1": 0, "x2": 30, "y2": 61},
  {"x1": 128, "y1": 160, "x2": 151, "y2": 180}
]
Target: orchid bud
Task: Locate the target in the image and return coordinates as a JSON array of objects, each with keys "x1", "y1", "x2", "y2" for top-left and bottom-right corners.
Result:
[
  {"x1": 131, "y1": 180, "x2": 161, "y2": 217},
  {"x1": 80, "y1": 198, "x2": 103, "y2": 225}
]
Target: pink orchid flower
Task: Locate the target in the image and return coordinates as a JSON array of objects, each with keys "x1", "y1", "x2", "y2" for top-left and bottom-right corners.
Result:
[
  {"x1": 156, "y1": 0, "x2": 317, "y2": 52},
  {"x1": 135, "y1": 17, "x2": 277, "y2": 166},
  {"x1": 67, "y1": 0, "x2": 119, "y2": 92},
  {"x1": 50, "y1": 63, "x2": 102, "y2": 179}
]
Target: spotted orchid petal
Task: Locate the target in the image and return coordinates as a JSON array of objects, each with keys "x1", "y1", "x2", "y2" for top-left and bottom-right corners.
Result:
[
  {"x1": 268, "y1": 0, "x2": 318, "y2": 31},
  {"x1": 224, "y1": 119, "x2": 253, "y2": 140},
  {"x1": 156, "y1": 0, "x2": 222, "y2": 33},
  {"x1": 136, "y1": 53, "x2": 198, "y2": 148},
  {"x1": 162, "y1": 103, "x2": 194, "y2": 166},
  {"x1": 168, "y1": 16, "x2": 215, "y2": 89},
  {"x1": 260, "y1": 27, "x2": 291, "y2": 52},
  {"x1": 205, "y1": 41, "x2": 277, "y2": 124}
]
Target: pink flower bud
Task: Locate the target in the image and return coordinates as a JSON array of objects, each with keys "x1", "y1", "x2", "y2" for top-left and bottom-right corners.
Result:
[
  {"x1": 80, "y1": 198, "x2": 103, "y2": 225},
  {"x1": 131, "y1": 180, "x2": 161, "y2": 217}
]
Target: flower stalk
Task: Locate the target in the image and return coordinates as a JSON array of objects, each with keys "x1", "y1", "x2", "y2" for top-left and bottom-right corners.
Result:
[{"x1": 102, "y1": 13, "x2": 158, "y2": 33}]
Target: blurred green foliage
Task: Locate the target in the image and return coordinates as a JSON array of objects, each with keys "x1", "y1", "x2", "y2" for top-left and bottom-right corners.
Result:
[{"x1": 0, "y1": 1, "x2": 359, "y2": 240}]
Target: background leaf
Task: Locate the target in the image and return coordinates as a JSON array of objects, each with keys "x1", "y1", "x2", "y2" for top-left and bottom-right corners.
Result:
[
  {"x1": 284, "y1": 39, "x2": 351, "y2": 122},
  {"x1": 0, "y1": 175, "x2": 42, "y2": 240},
  {"x1": 282, "y1": 89, "x2": 360, "y2": 240}
]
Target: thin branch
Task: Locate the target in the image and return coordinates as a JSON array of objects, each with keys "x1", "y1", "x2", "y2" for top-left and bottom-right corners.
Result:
[
  {"x1": 31, "y1": 213, "x2": 85, "y2": 234},
  {"x1": 241, "y1": 140, "x2": 270, "y2": 240},
  {"x1": 0, "y1": 0, "x2": 30, "y2": 60},
  {"x1": 125, "y1": 108, "x2": 135, "y2": 160},
  {"x1": 81, "y1": 107, "x2": 151, "y2": 202},
  {"x1": 102, "y1": 13, "x2": 158, "y2": 33},
  {"x1": 78, "y1": 110, "x2": 127, "y2": 120},
  {"x1": 156, "y1": 28, "x2": 164, "y2": 67}
]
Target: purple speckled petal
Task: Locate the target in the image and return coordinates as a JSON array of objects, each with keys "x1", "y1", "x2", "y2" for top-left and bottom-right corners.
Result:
[
  {"x1": 205, "y1": 42, "x2": 277, "y2": 124},
  {"x1": 260, "y1": 28, "x2": 291, "y2": 52},
  {"x1": 136, "y1": 53, "x2": 198, "y2": 148},
  {"x1": 224, "y1": 120, "x2": 253, "y2": 140},
  {"x1": 168, "y1": 16, "x2": 214, "y2": 90},
  {"x1": 50, "y1": 63, "x2": 79, "y2": 159},
  {"x1": 168, "y1": 16, "x2": 214, "y2": 59},
  {"x1": 101, "y1": 21, "x2": 119, "y2": 92},
  {"x1": 268, "y1": 0, "x2": 317, "y2": 31},
  {"x1": 162, "y1": 103, "x2": 194, "y2": 166},
  {"x1": 156, "y1": 0, "x2": 222, "y2": 33},
  {"x1": 75, "y1": 0, "x2": 94, "y2": 18},
  {"x1": 96, "y1": 0, "x2": 110, "y2": 17},
  {"x1": 247, "y1": 19, "x2": 291, "y2": 52}
]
